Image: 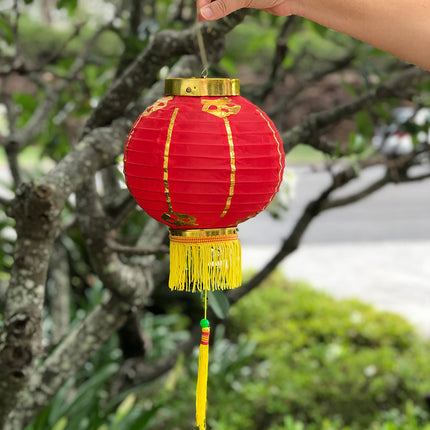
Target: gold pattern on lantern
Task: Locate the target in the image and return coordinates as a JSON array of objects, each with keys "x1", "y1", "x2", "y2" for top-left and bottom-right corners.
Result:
[
  {"x1": 201, "y1": 98, "x2": 240, "y2": 218},
  {"x1": 163, "y1": 107, "x2": 179, "y2": 214},
  {"x1": 256, "y1": 109, "x2": 284, "y2": 206},
  {"x1": 161, "y1": 212, "x2": 197, "y2": 227},
  {"x1": 123, "y1": 114, "x2": 146, "y2": 184},
  {"x1": 162, "y1": 107, "x2": 197, "y2": 227},
  {"x1": 142, "y1": 96, "x2": 174, "y2": 116},
  {"x1": 201, "y1": 97, "x2": 241, "y2": 118},
  {"x1": 220, "y1": 117, "x2": 236, "y2": 217},
  {"x1": 233, "y1": 212, "x2": 259, "y2": 225}
]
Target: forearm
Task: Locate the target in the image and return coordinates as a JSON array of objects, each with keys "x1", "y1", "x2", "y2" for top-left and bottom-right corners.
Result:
[{"x1": 292, "y1": 0, "x2": 430, "y2": 70}]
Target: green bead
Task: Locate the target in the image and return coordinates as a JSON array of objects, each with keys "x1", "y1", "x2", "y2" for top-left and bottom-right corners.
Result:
[{"x1": 200, "y1": 319, "x2": 210, "y2": 328}]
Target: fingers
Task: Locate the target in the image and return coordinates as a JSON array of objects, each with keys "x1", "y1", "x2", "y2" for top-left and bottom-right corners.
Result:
[
  {"x1": 196, "y1": 0, "x2": 212, "y2": 7},
  {"x1": 196, "y1": 0, "x2": 213, "y2": 21},
  {"x1": 196, "y1": 0, "x2": 212, "y2": 10},
  {"x1": 198, "y1": 0, "x2": 246, "y2": 21},
  {"x1": 196, "y1": 0, "x2": 292, "y2": 21}
]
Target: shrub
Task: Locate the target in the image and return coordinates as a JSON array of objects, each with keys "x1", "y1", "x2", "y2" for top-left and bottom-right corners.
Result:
[{"x1": 224, "y1": 273, "x2": 430, "y2": 429}]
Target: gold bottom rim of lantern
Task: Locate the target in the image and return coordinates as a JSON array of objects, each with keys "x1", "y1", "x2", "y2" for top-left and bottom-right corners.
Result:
[
  {"x1": 169, "y1": 228, "x2": 241, "y2": 292},
  {"x1": 170, "y1": 227, "x2": 237, "y2": 241}
]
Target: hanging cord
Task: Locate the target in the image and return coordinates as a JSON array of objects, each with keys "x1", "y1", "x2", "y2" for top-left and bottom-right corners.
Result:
[
  {"x1": 196, "y1": 289, "x2": 210, "y2": 430},
  {"x1": 195, "y1": 15, "x2": 210, "y2": 428},
  {"x1": 204, "y1": 289, "x2": 207, "y2": 319},
  {"x1": 196, "y1": 11, "x2": 209, "y2": 77}
]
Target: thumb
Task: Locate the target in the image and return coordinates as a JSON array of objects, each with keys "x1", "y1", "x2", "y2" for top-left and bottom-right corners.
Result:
[{"x1": 200, "y1": 0, "x2": 245, "y2": 20}]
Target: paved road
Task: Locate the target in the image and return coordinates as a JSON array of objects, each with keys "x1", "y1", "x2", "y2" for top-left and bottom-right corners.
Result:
[
  {"x1": 240, "y1": 165, "x2": 430, "y2": 245},
  {"x1": 240, "y1": 165, "x2": 430, "y2": 336}
]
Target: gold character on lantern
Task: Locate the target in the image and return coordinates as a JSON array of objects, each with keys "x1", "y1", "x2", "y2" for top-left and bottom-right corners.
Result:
[
  {"x1": 201, "y1": 97, "x2": 241, "y2": 118},
  {"x1": 142, "y1": 96, "x2": 174, "y2": 116}
]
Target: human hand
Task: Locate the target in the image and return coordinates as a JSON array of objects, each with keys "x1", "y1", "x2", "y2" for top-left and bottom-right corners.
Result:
[
  {"x1": 195, "y1": 0, "x2": 430, "y2": 70},
  {"x1": 196, "y1": 0, "x2": 293, "y2": 21}
]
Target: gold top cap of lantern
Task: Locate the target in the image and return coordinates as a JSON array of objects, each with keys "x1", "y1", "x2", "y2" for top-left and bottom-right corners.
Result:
[{"x1": 165, "y1": 78, "x2": 240, "y2": 97}]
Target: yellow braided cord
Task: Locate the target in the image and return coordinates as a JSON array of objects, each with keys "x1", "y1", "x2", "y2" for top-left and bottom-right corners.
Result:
[
  {"x1": 196, "y1": 327, "x2": 210, "y2": 430},
  {"x1": 169, "y1": 237, "x2": 241, "y2": 292}
]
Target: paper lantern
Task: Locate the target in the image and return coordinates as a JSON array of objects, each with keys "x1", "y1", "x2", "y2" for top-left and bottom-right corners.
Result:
[
  {"x1": 124, "y1": 78, "x2": 284, "y2": 290},
  {"x1": 124, "y1": 78, "x2": 285, "y2": 429}
]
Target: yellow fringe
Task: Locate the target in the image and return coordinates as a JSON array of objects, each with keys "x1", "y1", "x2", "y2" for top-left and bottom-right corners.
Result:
[
  {"x1": 169, "y1": 234, "x2": 242, "y2": 292},
  {"x1": 196, "y1": 326, "x2": 210, "y2": 430}
]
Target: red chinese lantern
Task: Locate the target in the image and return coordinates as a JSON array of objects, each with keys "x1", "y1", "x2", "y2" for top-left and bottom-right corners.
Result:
[{"x1": 123, "y1": 78, "x2": 285, "y2": 429}]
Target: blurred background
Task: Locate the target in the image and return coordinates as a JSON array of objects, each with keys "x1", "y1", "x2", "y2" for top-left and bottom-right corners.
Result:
[{"x1": 1, "y1": 1, "x2": 430, "y2": 430}]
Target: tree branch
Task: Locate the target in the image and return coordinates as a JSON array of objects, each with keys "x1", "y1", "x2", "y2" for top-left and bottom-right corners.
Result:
[
  {"x1": 231, "y1": 146, "x2": 429, "y2": 304},
  {"x1": 5, "y1": 293, "x2": 131, "y2": 430},
  {"x1": 270, "y1": 16, "x2": 298, "y2": 81},
  {"x1": 37, "y1": 22, "x2": 86, "y2": 71},
  {"x1": 229, "y1": 166, "x2": 361, "y2": 303},
  {"x1": 76, "y1": 178, "x2": 153, "y2": 304},
  {"x1": 85, "y1": 9, "x2": 250, "y2": 131},
  {"x1": 0, "y1": 120, "x2": 130, "y2": 426},
  {"x1": 43, "y1": 118, "x2": 131, "y2": 198},
  {"x1": 323, "y1": 152, "x2": 426, "y2": 209},
  {"x1": 4, "y1": 144, "x2": 21, "y2": 187},
  {"x1": 0, "y1": 280, "x2": 8, "y2": 310},
  {"x1": 106, "y1": 239, "x2": 169, "y2": 256},
  {"x1": 47, "y1": 242, "x2": 71, "y2": 345},
  {"x1": 4, "y1": 191, "x2": 167, "y2": 428},
  {"x1": 3, "y1": 20, "x2": 110, "y2": 152},
  {"x1": 110, "y1": 324, "x2": 200, "y2": 396},
  {"x1": 267, "y1": 51, "x2": 356, "y2": 118},
  {"x1": 282, "y1": 67, "x2": 430, "y2": 154},
  {"x1": 0, "y1": 180, "x2": 62, "y2": 427},
  {"x1": 404, "y1": 171, "x2": 430, "y2": 182}
]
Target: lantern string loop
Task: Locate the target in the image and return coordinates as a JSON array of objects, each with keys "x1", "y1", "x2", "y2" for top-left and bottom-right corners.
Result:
[{"x1": 196, "y1": 16, "x2": 209, "y2": 78}]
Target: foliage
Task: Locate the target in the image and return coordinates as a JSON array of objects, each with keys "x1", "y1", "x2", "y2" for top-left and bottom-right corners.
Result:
[
  {"x1": 133, "y1": 274, "x2": 430, "y2": 430},
  {"x1": 26, "y1": 366, "x2": 162, "y2": 430},
  {"x1": 26, "y1": 312, "x2": 189, "y2": 430},
  {"x1": 223, "y1": 273, "x2": 430, "y2": 429},
  {"x1": 271, "y1": 401, "x2": 430, "y2": 430}
]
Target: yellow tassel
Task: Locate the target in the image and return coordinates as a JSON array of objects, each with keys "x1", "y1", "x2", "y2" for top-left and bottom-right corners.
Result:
[
  {"x1": 196, "y1": 321, "x2": 210, "y2": 430},
  {"x1": 169, "y1": 228, "x2": 241, "y2": 292}
]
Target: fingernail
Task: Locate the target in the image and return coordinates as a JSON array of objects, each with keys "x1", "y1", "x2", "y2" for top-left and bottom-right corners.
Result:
[{"x1": 200, "y1": 6, "x2": 213, "y2": 19}]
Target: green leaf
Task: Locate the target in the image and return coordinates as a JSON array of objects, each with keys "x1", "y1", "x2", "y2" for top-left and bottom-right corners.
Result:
[
  {"x1": 128, "y1": 405, "x2": 162, "y2": 430},
  {"x1": 0, "y1": 18, "x2": 14, "y2": 44},
  {"x1": 12, "y1": 93, "x2": 38, "y2": 111},
  {"x1": 112, "y1": 394, "x2": 136, "y2": 425},
  {"x1": 28, "y1": 402, "x2": 52, "y2": 430},
  {"x1": 52, "y1": 417, "x2": 67, "y2": 430},
  {"x1": 355, "y1": 111, "x2": 374, "y2": 139},
  {"x1": 208, "y1": 290, "x2": 230, "y2": 319},
  {"x1": 219, "y1": 57, "x2": 237, "y2": 77},
  {"x1": 307, "y1": 20, "x2": 328, "y2": 37},
  {"x1": 348, "y1": 132, "x2": 368, "y2": 155},
  {"x1": 57, "y1": 0, "x2": 78, "y2": 15},
  {"x1": 59, "y1": 363, "x2": 119, "y2": 420},
  {"x1": 47, "y1": 378, "x2": 76, "y2": 426}
]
